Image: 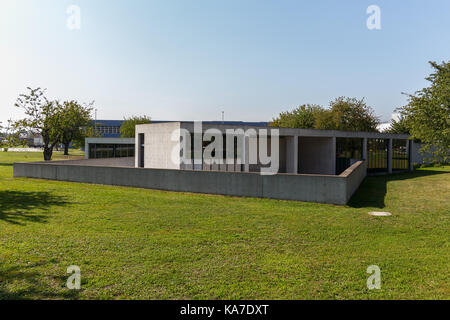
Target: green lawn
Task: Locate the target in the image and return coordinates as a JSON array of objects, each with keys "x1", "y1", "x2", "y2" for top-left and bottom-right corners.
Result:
[{"x1": 0, "y1": 152, "x2": 449, "y2": 300}]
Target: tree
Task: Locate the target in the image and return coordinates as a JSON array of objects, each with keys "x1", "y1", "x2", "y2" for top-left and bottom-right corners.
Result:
[
  {"x1": 14, "y1": 87, "x2": 64, "y2": 160},
  {"x1": 313, "y1": 109, "x2": 335, "y2": 130},
  {"x1": 399, "y1": 61, "x2": 450, "y2": 163},
  {"x1": 60, "y1": 100, "x2": 94, "y2": 155},
  {"x1": 271, "y1": 97, "x2": 379, "y2": 132},
  {"x1": 320, "y1": 97, "x2": 379, "y2": 131},
  {"x1": 270, "y1": 104, "x2": 324, "y2": 128},
  {"x1": 385, "y1": 115, "x2": 410, "y2": 134},
  {"x1": 0, "y1": 119, "x2": 25, "y2": 148},
  {"x1": 120, "y1": 116, "x2": 151, "y2": 138}
]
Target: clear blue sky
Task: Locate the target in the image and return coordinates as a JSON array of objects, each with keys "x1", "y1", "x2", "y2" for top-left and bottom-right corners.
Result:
[{"x1": 1, "y1": 0, "x2": 449, "y2": 125}]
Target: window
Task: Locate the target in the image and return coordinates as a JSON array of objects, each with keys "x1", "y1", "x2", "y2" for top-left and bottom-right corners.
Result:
[
  {"x1": 392, "y1": 139, "x2": 409, "y2": 172},
  {"x1": 367, "y1": 139, "x2": 388, "y2": 173},
  {"x1": 89, "y1": 143, "x2": 136, "y2": 159},
  {"x1": 335, "y1": 138, "x2": 363, "y2": 175}
]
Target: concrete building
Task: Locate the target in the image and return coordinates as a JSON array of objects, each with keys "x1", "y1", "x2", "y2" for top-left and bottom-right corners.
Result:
[
  {"x1": 15, "y1": 121, "x2": 417, "y2": 205},
  {"x1": 135, "y1": 122, "x2": 413, "y2": 175},
  {"x1": 85, "y1": 137, "x2": 135, "y2": 159},
  {"x1": 92, "y1": 120, "x2": 124, "y2": 138}
]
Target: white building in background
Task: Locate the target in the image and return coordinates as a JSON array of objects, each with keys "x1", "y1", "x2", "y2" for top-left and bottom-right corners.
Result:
[
  {"x1": 377, "y1": 113, "x2": 401, "y2": 132},
  {"x1": 33, "y1": 134, "x2": 44, "y2": 147}
]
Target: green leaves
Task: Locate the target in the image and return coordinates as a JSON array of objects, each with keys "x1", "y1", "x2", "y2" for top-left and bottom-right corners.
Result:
[
  {"x1": 120, "y1": 116, "x2": 151, "y2": 138},
  {"x1": 60, "y1": 100, "x2": 94, "y2": 146},
  {"x1": 14, "y1": 87, "x2": 94, "y2": 159},
  {"x1": 399, "y1": 61, "x2": 450, "y2": 163},
  {"x1": 270, "y1": 104, "x2": 322, "y2": 129},
  {"x1": 270, "y1": 98, "x2": 380, "y2": 132}
]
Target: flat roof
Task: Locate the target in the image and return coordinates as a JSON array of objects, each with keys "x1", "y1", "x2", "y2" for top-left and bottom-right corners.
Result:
[
  {"x1": 137, "y1": 121, "x2": 410, "y2": 140},
  {"x1": 85, "y1": 137, "x2": 135, "y2": 144},
  {"x1": 92, "y1": 120, "x2": 269, "y2": 127}
]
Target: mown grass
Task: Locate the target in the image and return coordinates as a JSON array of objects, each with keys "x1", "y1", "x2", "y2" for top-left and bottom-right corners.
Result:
[{"x1": 0, "y1": 152, "x2": 449, "y2": 299}]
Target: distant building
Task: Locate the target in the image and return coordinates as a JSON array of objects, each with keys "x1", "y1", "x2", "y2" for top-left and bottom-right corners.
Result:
[
  {"x1": 92, "y1": 120, "x2": 124, "y2": 138},
  {"x1": 377, "y1": 122, "x2": 391, "y2": 132},
  {"x1": 33, "y1": 134, "x2": 44, "y2": 147}
]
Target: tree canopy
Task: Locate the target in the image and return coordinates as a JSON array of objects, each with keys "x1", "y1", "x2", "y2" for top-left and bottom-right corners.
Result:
[
  {"x1": 15, "y1": 88, "x2": 64, "y2": 160},
  {"x1": 385, "y1": 115, "x2": 410, "y2": 134},
  {"x1": 270, "y1": 97, "x2": 379, "y2": 132},
  {"x1": 60, "y1": 100, "x2": 94, "y2": 155},
  {"x1": 120, "y1": 116, "x2": 151, "y2": 138},
  {"x1": 398, "y1": 61, "x2": 450, "y2": 163},
  {"x1": 14, "y1": 87, "x2": 95, "y2": 160},
  {"x1": 270, "y1": 104, "x2": 323, "y2": 129}
]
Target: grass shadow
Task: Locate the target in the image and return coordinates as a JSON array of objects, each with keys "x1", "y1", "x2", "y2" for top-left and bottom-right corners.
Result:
[
  {"x1": 0, "y1": 163, "x2": 14, "y2": 167},
  {"x1": 0, "y1": 261, "x2": 81, "y2": 300},
  {"x1": 348, "y1": 169, "x2": 449, "y2": 209},
  {"x1": 0, "y1": 191, "x2": 69, "y2": 225}
]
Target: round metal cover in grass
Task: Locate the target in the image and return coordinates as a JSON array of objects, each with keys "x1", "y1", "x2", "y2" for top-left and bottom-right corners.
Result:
[{"x1": 368, "y1": 211, "x2": 392, "y2": 216}]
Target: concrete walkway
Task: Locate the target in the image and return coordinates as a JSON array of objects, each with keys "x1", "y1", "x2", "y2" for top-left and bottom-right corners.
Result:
[{"x1": 51, "y1": 157, "x2": 135, "y2": 167}]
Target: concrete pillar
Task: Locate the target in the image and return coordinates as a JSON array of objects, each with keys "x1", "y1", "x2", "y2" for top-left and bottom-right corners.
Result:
[
  {"x1": 84, "y1": 140, "x2": 89, "y2": 159},
  {"x1": 388, "y1": 138, "x2": 393, "y2": 174},
  {"x1": 331, "y1": 137, "x2": 336, "y2": 175},
  {"x1": 285, "y1": 136, "x2": 298, "y2": 174},
  {"x1": 242, "y1": 135, "x2": 250, "y2": 172},
  {"x1": 408, "y1": 139, "x2": 414, "y2": 171},
  {"x1": 362, "y1": 138, "x2": 368, "y2": 160}
]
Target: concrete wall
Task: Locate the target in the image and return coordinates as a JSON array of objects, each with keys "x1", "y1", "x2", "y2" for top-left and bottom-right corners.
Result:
[
  {"x1": 13, "y1": 160, "x2": 367, "y2": 205},
  {"x1": 411, "y1": 142, "x2": 438, "y2": 165},
  {"x1": 341, "y1": 160, "x2": 367, "y2": 203},
  {"x1": 285, "y1": 136, "x2": 298, "y2": 174},
  {"x1": 135, "y1": 122, "x2": 180, "y2": 169},
  {"x1": 298, "y1": 137, "x2": 335, "y2": 175}
]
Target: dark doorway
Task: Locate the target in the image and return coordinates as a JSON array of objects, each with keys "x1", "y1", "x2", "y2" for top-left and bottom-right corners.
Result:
[{"x1": 138, "y1": 134, "x2": 145, "y2": 168}]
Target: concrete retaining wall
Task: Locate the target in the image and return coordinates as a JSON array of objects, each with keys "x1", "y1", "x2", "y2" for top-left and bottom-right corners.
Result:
[
  {"x1": 341, "y1": 160, "x2": 367, "y2": 203},
  {"x1": 13, "y1": 160, "x2": 366, "y2": 205}
]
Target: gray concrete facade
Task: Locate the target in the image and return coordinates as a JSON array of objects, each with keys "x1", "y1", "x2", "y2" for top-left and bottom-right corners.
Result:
[
  {"x1": 135, "y1": 122, "x2": 412, "y2": 176},
  {"x1": 135, "y1": 122, "x2": 181, "y2": 169},
  {"x1": 298, "y1": 137, "x2": 335, "y2": 175}
]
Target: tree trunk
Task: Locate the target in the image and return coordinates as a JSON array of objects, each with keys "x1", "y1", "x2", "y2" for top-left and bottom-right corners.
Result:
[
  {"x1": 42, "y1": 132, "x2": 53, "y2": 161},
  {"x1": 43, "y1": 146, "x2": 53, "y2": 161},
  {"x1": 64, "y1": 143, "x2": 69, "y2": 156}
]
